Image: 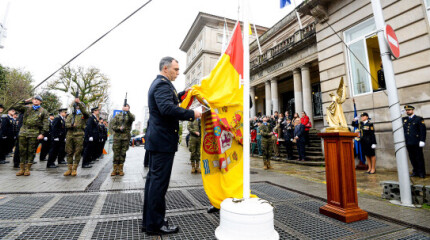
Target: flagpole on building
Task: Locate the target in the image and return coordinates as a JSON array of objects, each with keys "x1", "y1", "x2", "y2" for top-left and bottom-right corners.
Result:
[{"x1": 242, "y1": 0, "x2": 251, "y2": 200}]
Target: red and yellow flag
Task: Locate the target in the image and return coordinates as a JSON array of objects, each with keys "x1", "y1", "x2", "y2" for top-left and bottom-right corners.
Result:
[{"x1": 181, "y1": 22, "x2": 253, "y2": 209}]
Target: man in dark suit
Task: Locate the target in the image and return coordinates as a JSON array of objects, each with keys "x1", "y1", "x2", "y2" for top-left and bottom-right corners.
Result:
[
  {"x1": 142, "y1": 57, "x2": 201, "y2": 235},
  {"x1": 39, "y1": 113, "x2": 54, "y2": 162},
  {"x1": 403, "y1": 105, "x2": 426, "y2": 178},
  {"x1": 82, "y1": 107, "x2": 100, "y2": 168},
  {"x1": 0, "y1": 107, "x2": 15, "y2": 164},
  {"x1": 47, "y1": 108, "x2": 67, "y2": 168},
  {"x1": 293, "y1": 118, "x2": 306, "y2": 161}
]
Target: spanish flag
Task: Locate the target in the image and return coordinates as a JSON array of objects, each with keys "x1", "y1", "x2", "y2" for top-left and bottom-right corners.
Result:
[{"x1": 181, "y1": 22, "x2": 252, "y2": 208}]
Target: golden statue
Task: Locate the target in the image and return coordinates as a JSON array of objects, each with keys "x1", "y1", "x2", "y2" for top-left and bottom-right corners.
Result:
[{"x1": 326, "y1": 77, "x2": 349, "y2": 132}]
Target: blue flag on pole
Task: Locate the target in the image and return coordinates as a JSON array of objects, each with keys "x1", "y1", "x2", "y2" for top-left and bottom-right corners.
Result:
[
  {"x1": 353, "y1": 102, "x2": 365, "y2": 164},
  {"x1": 280, "y1": 0, "x2": 291, "y2": 8}
]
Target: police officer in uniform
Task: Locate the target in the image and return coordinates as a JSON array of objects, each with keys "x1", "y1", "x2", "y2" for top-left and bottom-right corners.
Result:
[
  {"x1": 47, "y1": 108, "x2": 67, "y2": 168},
  {"x1": 82, "y1": 106, "x2": 100, "y2": 168},
  {"x1": 13, "y1": 96, "x2": 49, "y2": 176},
  {"x1": 403, "y1": 105, "x2": 426, "y2": 178},
  {"x1": 282, "y1": 118, "x2": 294, "y2": 160},
  {"x1": 352, "y1": 112, "x2": 377, "y2": 174},
  {"x1": 40, "y1": 113, "x2": 54, "y2": 162},
  {"x1": 96, "y1": 118, "x2": 106, "y2": 160},
  {"x1": 260, "y1": 116, "x2": 273, "y2": 170},
  {"x1": 187, "y1": 118, "x2": 201, "y2": 173},
  {"x1": 142, "y1": 57, "x2": 201, "y2": 235},
  {"x1": 0, "y1": 107, "x2": 15, "y2": 164},
  {"x1": 64, "y1": 98, "x2": 89, "y2": 176},
  {"x1": 111, "y1": 104, "x2": 135, "y2": 176}
]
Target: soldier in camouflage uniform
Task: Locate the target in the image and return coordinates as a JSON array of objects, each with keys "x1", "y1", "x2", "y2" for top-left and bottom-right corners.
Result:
[
  {"x1": 260, "y1": 116, "x2": 273, "y2": 170},
  {"x1": 13, "y1": 96, "x2": 49, "y2": 176},
  {"x1": 187, "y1": 118, "x2": 201, "y2": 173},
  {"x1": 111, "y1": 104, "x2": 135, "y2": 176},
  {"x1": 63, "y1": 98, "x2": 89, "y2": 177}
]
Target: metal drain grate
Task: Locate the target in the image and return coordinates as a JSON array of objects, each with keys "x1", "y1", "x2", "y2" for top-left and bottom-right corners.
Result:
[
  {"x1": 0, "y1": 227, "x2": 15, "y2": 239},
  {"x1": 275, "y1": 226, "x2": 300, "y2": 240},
  {"x1": 275, "y1": 204, "x2": 354, "y2": 240},
  {"x1": 166, "y1": 190, "x2": 195, "y2": 210},
  {"x1": 101, "y1": 192, "x2": 142, "y2": 215},
  {"x1": 187, "y1": 188, "x2": 211, "y2": 207},
  {"x1": 91, "y1": 219, "x2": 150, "y2": 240},
  {"x1": 398, "y1": 234, "x2": 430, "y2": 240},
  {"x1": 41, "y1": 195, "x2": 99, "y2": 218},
  {"x1": 167, "y1": 213, "x2": 217, "y2": 239},
  {"x1": 85, "y1": 163, "x2": 112, "y2": 191},
  {"x1": 0, "y1": 196, "x2": 53, "y2": 219},
  {"x1": 252, "y1": 183, "x2": 302, "y2": 202},
  {"x1": 16, "y1": 223, "x2": 85, "y2": 240},
  {"x1": 292, "y1": 200, "x2": 323, "y2": 213}
]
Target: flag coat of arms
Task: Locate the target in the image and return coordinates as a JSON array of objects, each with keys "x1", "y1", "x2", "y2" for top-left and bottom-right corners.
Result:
[{"x1": 180, "y1": 22, "x2": 254, "y2": 209}]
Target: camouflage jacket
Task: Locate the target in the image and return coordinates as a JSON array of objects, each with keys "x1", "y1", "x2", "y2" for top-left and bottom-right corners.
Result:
[
  {"x1": 187, "y1": 119, "x2": 201, "y2": 139},
  {"x1": 65, "y1": 102, "x2": 90, "y2": 136},
  {"x1": 14, "y1": 101, "x2": 49, "y2": 138},
  {"x1": 259, "y1": 123, "x2": 273, "y2": 139},
  {"x1": 112, "y1": 111, "x2": 135, "y2": 140}
]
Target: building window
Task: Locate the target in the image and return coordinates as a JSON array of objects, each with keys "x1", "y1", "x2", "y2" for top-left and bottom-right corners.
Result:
[
  {"x1": 425, "y1": 0, "x2": 430, "y2": 23},
  {"x1": 344, "y1": 18, "x2": 385, "y2": 96}
]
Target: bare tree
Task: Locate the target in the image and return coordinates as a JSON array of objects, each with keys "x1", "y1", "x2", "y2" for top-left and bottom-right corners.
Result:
[{"x1": 48, "y1": 66, "x2": 110, "y2": 111}]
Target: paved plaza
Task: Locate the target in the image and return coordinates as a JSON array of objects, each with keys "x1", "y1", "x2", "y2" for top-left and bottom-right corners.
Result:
[{"x1": 0, "y1": 145, "x2": 429, "y2": 239}]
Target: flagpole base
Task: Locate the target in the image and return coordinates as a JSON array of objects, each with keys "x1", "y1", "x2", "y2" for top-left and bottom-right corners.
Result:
[{"x1": 215, "y1": 198, "x2": 279, "y2": 240}]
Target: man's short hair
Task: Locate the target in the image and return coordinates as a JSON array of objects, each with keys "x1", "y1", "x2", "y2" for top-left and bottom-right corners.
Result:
[{"x1": 159, "y1": 57, "x2": 178, "y2": 71}]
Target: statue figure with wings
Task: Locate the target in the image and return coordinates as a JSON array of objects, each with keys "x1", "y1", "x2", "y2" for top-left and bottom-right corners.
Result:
[{"x1": 326, "y1": 77, "x2": 349, "y2": 132}]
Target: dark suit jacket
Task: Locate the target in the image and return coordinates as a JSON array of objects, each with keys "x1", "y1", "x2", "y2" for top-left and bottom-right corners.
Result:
[
  {"x1": 0, "y1": 115, "x2": 15, "y2": 139},
  {"x1": 294, "y1": 124, "x2": 306, "y2": 143},
  {"x1": 84, "y1": 114, "x2": 100, "y2": 142},
  {"x1": 51, "y1": 116, "x2": 66, "y2": 141},
  {"x1": 145, "y1": 75, "x2": 195, "y2": 153},
  {"x1": 403, "y1": 115, "x2": 426, "y2": 145}
]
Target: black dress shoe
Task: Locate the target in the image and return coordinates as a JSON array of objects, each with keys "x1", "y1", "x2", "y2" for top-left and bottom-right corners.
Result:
[
  {"x1": 419, "y1": 174, "x2": 426, "y2": 178},
  {"x1": 58, "y1": 161, "x2": 67, "y2": 164},
  {"x1": 147, "y1": 225, "x2": 179, "y2": 235},
  {"x1": 32, "y1": 161, "x2": 37, "y2": 164},
  {"x1": 82, "y1": 164, "x2": 92, "y2": 168},
  {"x1": 207, "y1": 206, "x2": 220, "y2": 213},
  {"x1": 13, "y1": 165, "x2": 19, "y2": 168},
  {"x1": 40, "y1": 159, "x2": 47, "y2": 161},
  {"x1": 47, "y1": 164, "x2": 58, "y2": 168},
  {"x1": 410, "y1": 173, "x2": 418, "y2": 177},
  {"x1": 4, "y1": 160, "x2": 10, "y2": 163},
  {"x1": 0, "y1": 160, "x2": 6, "y2": 164}
]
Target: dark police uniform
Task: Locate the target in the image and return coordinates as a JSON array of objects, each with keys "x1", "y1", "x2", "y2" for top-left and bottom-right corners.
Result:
[
  {"x1": 143, "y1": 74, "x2": 194, "y2": 233},
  {"x1": 352, "y1": 119, "x2": 377, "y2": 157},
  {"x1": 47, "y1": 113, "x2": 66, "y2": 168},
  {"x1": 40, "y1": 116, "x2": 54, "y2": 161},
  {"x1": 403, "y1": 105, "x2": 426, "y2": 177},
  {"x1": 82, "y1": 111, "x2": 100, "y2": 167},
  {"x1": 0, "y1": 114, "x2": 15, "y2": 163},
  {"x1": 282, "y1": 121, "x2": 294, "y2": 160}
]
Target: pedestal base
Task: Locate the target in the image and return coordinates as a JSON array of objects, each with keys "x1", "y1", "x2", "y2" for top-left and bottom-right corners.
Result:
[
  {"x1": 320, "y1": 204, "x2": 368, "y2": 223},
  {"x1": 215, "y1": 198, "x2": 278, "y2": 240}
]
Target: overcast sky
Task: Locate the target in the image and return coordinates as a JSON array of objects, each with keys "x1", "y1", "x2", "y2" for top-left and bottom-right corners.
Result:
[{"x1": 0, "y1": 0, "x2": 299, "y2": 124}]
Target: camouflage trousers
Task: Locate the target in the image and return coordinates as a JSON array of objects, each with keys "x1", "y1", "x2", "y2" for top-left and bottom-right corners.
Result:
[
  {"x1": 261, "y1": 138, "x2": 273, "y2": 162},
  {"x1": 113, "y1": 139, "x2": 130, "y2": 164},
  {"x1": 188, "y1": 137, "x2": 201, "y2": 164},
  {"x1": 19, "y1": 136, "x2": 39, "y2": 164},
  {"x1": 66, "y1": 134, "x2": 85, "y2": 165}
]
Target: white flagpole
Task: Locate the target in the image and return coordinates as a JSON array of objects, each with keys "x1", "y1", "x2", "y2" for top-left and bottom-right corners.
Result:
[
  {"x1": 242, "y1": 0, "x2": 250, "y2": 200},
  {"x1": 292, "y1": 0, "x2": 303, "y2": 29}
]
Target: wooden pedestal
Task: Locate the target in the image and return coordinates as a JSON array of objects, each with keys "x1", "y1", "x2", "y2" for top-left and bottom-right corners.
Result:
[{"x1": 318, "y1": 132, "x2": 368, "y2": 223}]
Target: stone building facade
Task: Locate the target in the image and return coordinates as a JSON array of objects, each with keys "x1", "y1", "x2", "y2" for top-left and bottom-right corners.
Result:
[{"x1": 296, "y1": 0, "x2": 430, "y2": 172}]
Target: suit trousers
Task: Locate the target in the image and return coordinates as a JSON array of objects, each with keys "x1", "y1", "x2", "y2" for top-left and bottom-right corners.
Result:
[
  {"x1": 47, "y1": 141, "x2": 65, "y2": 166},
  {"x1": 82, "y1": 141, "x2": 97, "y2": 165},
  {"x1": 297, "y1": 141, "x2": 306, "y2": 160},
  {"x1": 142, "y1": 150, "x2": 175, "y2": 232},
  {"x1": 39, "y1": 140, "x2": 51, "y2": 161},
  {"x1": 406, "y1": 145, "x2": 426, "y2": 176}
]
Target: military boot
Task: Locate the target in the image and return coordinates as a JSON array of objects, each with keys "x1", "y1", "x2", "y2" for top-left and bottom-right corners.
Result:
[
  {"x1": 16, "y1": 163, "x2": 25, "y2": 176},
  {"x1": 24, "y1": 163, "x2": 32, "y2": 176},
  {"x1": 195, "y1": 161, "x2": 201, "y2": 174},
  {"x1": 64, "y1": 164, "x2": 73, "y2": 176},
  {"x1": 71, "y1": 164, "x2": 78, "y2": 176},
  {"x1": 111, "y1": 164, "x2": 118, "y2": 176},
  {"x1": 118, "y1": 164, "x2": 124, "y2": 176},
  {"x1": 267, "y1": 160, "x2": 273, "y2": 169},
  {"x1": 191, "y1": 162, "x2": 196, "y2": 173},
  {"x1": 263, "y1": 161, "x2": 268, "y2": 170}
]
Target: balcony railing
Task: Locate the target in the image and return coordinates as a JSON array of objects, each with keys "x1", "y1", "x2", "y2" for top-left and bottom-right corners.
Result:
[{"x1": 250, "y1": 22, "x2": 316, "y2": 71}]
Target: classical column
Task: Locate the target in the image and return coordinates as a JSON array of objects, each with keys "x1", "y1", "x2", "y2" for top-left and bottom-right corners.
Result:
[
  {"x1": 250, "y1": 87, "x2": 256, "y2": 117},
  {"x1": 301, "y1": 64, "x2": 313, "y2": 126},
  {"x1": 265, "y1": 81, "x2": 272, "y2": 116},
  {"x1": 270, "y1": 79, "x2": 279, "y2": 114},
  {"x1": 293, "y1": 69, "x2": 303, "y2": 114}
]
